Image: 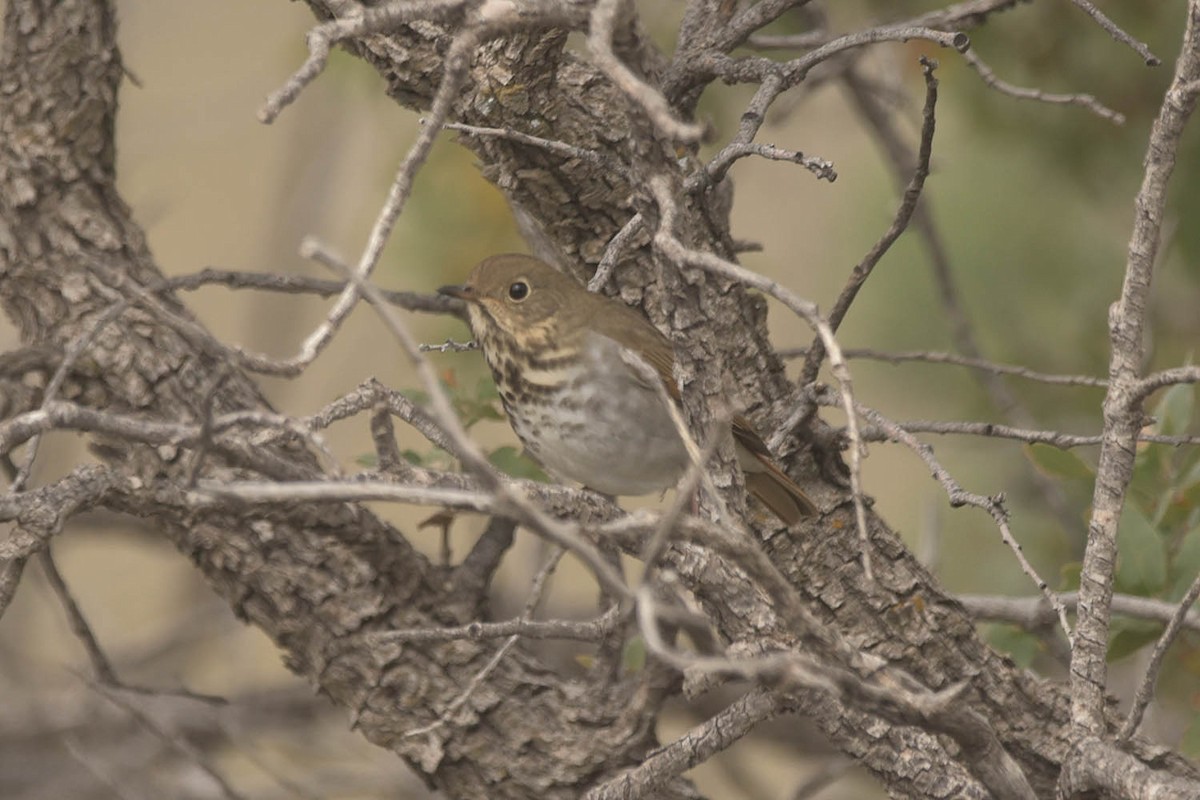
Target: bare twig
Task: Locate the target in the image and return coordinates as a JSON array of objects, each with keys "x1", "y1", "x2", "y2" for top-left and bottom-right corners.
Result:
[
  {"x1": 1070, "y1": 3, "x2": 1200, "y2": 737},
  {"x1": 958, "y1": 591, "x2": 1200, "y2": 634},
  {"x1": 1065, "y1": 0, "x2": 1161, "y2": 66},
  {"x1": 961, "y1": 48, "x2": 1125, "y2": 124},
  {"x1": 1118, "y1": 571, "x2": 1200, "y2": 742},
  {"x1": 820, "y1": 388, "x2": 1071, "y2": 637},
  {"x1": 589, "y1": 212, "x2": 646, "y2": 292},
  {"x1": 418, "y1": 338, "x2": 478, "y2": 353},
  {"x1": 259, "y1": 0, "x2": 471, "y2": 122},
  {"x1": 802, "y1": 57, "x2": 939, "y2": 384},
  {"x1": 168, "y1": 267, "x2": 457, "y2": 315},
  {"x1": 780, "y1": 346, "x2": 1107, "y2": 388},
  {"x1": 859, "y1": 419, "x2": 1200, "y2": 449},
  {"x1": 442, "y1": 121, "x2": 610, "y2": 167},
  {"x1": 588, "y1": 0, "x2": 705, "y2": 142},
  {"x1": 583, "y1": 688, "x2": 784, "y2": 800},
  {"x1": 373, "y1": 605, "x2": 618, "y2": 645}
]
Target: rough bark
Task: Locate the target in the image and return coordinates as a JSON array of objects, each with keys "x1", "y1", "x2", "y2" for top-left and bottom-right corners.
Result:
[{"x1": 2, "y1": 0, "x2": 1199, "y2": 798}]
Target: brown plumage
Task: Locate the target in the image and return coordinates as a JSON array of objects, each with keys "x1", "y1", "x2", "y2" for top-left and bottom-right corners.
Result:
[{"x1": 439, "y1": 253, "x2": 816, "y2": 524}]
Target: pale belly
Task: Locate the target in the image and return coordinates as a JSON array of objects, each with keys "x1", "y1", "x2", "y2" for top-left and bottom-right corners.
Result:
[{"x1": 492, "y1": 337, "x2": 690, "y2": 496}]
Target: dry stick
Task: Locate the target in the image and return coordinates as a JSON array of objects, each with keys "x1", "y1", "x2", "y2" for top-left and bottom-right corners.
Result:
[
  {"x1": 588, "y1": 0, "x2": 705, "y2": 142},
  {"x1": 9, "y1": 296, "x2": 132, "y2": 492},
  {"x1": 859, "y1": 418, "x2": 1200, "y2": 449},
  {"x1": 801, "y1": 56, "x2": 939, "y2": 386},
  {"x1": 441, "y1": 121, "x2": 610, "y2": 167},
  {"x1": 782, "y1": 346, "x2": 1108, "y2": 388},
  {"x1": 1070, "y1": 3, "x2": 1200, "y2": 738},
  {"x1": 822, "y1": 388, "x2": 1072, "y2": 637},
  {"x1": 704, "y1": 25, "x2": 968, "y2": 89},
  {"x1": 700, "y1": 142, "x2": 838, "y2": 186},
  {"x1": 959, "y1": 591, "x2": 1200, "y2": 633},
  {"x1": 640, "y1": 419, "x2": 727, "y2": 579},
  {"x1": 275, "y1": 27, "x2": 485, "y2": 376},
  {"x1": 1131, "y1": 364, "x2": 1200, "y2": 403},
  {"x1": 589, "y1": 212, "x2": 646, "y2": 292},
  {"x1": 1065, "y1": 0, "x2": 1161, "y2": 66},
  {"x1": 646, "y1": 177, "x2": 875, "y2": 581},
  {"x1": 418, "y1": 338, "x2": 477, "y2": 352},
  {"x1": 94, "y1": 683, "x2": 248, "y2": 800},
  {"x1": 39, "y1": 535, "x2": 229, "y2": 706},
  {"x1": 1118, "y1": 571, "x2": 1200, "y2": 743},
  {"x1": 38, "y1": 547, "x2": 119, "y2": 685},
  {"x1": 258, "y1": 0, "x2": 471, "y2": 123},
  {"x1": 402, "y1": 546, "x2": 565, "y2": 738},
  {"x1": 168, "y1": 268, "x2": 456, "y2": 315},
  {"x1": 372, "y1": 606, "x2": 618, "y2": 644},
  {"x1": 961, "y1": 49, "x2": 1124, "y2": 124},
  {"x1": 583, "y1": 688, "x2": 784, "y2": 800},
  {"x1": 302, "y1": 240, "x2": 630, "y2": 598}
]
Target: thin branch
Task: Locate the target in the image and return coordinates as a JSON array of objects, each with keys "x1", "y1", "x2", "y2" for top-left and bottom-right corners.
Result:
[
  {"x1": 418, "y1": 338, "x2": 478, "y2": 353},
  {"x1": 861, "y1": 419, "x2": 1200, "y2": 449},
  {"x1": 780, "y1": 346, "x2": 1107, "y2": 388},
  {"x1": 442, "y1": 121, "x2": 610, "y2": 167},
  {"x1": 372, "y1": 606, "x2": 617, "y2": 645},
  {"x1": 259, "y1": 0, "x2": 472, "y2": 122},
  {"x1": 1118, "y1": 571, "x2": 1200, "y2": 742},
  {"x1": 39, "y1": 547, "x2": 119, "y2": 685},
  {"x1": 168, "y1": 267, "x2": 457, "y2": 315},
  {"x1": 1070, "y1": 3, "x2": 1200, "y2": 737},
  {"x1": 583, "y1": 688, "x2": 784, "y2": 800},
  {"x1": 1132, "y1": 365, "x2": 1200, "y2": 403},
  {"x1": 589, "y1": 212, "x2": 646, "y2": 291},
  {"x1": 958, "y1": 591, "x2": 1200, "y2": 634},
  {"x1": 802, "y1": 56, "x2": 939, "y2": 384},
  {"x1": 698, "y1": 142, "x2": 837, "y2": 187},
  {"x1": 588, "y1": 0, "x2": 705, "y2": 142},
  {"x1": 820, "y1": 387, "x2": 1071, "y2": 637},
  {"x1": 1065, "y1": 0, "x2": 1161, "y2": 66},
  {"x1": 961, "y1": 48, "x2": 1125, "y2": 124}
]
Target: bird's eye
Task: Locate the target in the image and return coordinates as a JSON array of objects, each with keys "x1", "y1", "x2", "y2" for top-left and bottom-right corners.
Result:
[{"x1": 508, "y1": 281, "x2": 530, "y2": 301}]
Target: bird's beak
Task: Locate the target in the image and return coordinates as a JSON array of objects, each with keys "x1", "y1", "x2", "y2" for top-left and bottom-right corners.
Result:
[{"x1": 437, "y1": 284, "x2": 474, "y2": 302}]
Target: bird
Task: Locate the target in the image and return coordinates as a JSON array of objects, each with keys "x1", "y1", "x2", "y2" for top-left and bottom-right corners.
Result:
[{"x1": 437, "y1": 253, "x2": 816, "y2": 524}]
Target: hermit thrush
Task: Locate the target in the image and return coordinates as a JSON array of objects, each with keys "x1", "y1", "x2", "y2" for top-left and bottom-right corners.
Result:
[{"x1": 438, "y1": 254, "x2": 816, "y2": 524}]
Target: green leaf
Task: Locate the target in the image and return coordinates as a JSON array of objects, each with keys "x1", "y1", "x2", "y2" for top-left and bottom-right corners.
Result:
[
  {"x1": 1107, "y1": 618, "x2": 1163, "y2": 662},
  {"x1": 401, "y1": 449, "x2": 426, "y2": 466},
  {"x1": 622, "y1": 637, "x2": 646, "y2": 672},
  {"x1": 1024, "y1": 444, "x2": 1094, "y2": 482},
  {"x1": 1154, "y1": 383, "x2": 1195, "y2": 437},
  {"x1": 1059, "y1": 561, "x2": 1082, "y2": 592},
  {"x1": 985, "y1": 624, "x2": 1042, "y2": 669},
  {"x1": 1115, "y1": 504, "x2": 1168, "y2": 594},
  {"x1": 488, "y1": 446, "x2": 548, "y2": 482},
  {"x1": 355, "y1": 452, "x2": 378, "y2": 468},
  {"x1": 1168, "y1": 530, "x2": 1200, "y2": 602},
  {"x1": 399, "y1": 387, "x2": 431, "y2": 407},
  {"x1": 1182, "y1": 711, "x2": 1200, "y2": 760}
]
